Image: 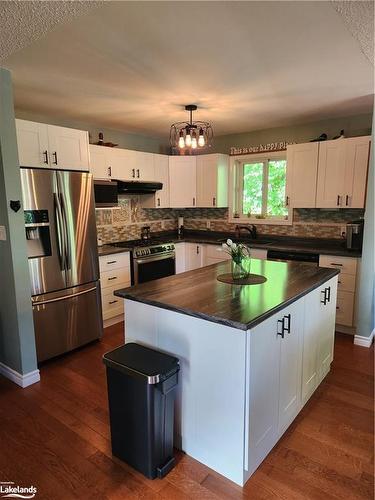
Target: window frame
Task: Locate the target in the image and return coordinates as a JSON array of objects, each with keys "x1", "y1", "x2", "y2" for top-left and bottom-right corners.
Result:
[{"x1": 229, "y1": 152, "x2": 292, "y2": 226}]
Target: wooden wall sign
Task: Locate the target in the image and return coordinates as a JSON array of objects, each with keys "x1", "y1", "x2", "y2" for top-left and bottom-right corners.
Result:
[{"x1": 230, "y1": 141, "x2": 295, "y2": 156}]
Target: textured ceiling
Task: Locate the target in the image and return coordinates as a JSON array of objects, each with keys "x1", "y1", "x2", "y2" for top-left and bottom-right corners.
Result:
[
  {"x1": 0, "y1": 1, "x2": 102, "y2": 63},
  {"x1": 331, "y1": 1, "x2": 374, "y2": 65},
  {"x1": 1, "y1": 1, "x2": 374, "y2": 138}
]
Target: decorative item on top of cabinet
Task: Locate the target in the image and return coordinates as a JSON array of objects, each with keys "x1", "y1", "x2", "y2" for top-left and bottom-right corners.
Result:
[
  {"x1": 16, "y1": 119, "x2": 89, "y2": 171},
  {"x1": 169, "y1": 156, "x2": 197, "y2": 208},
  {"x1": 196, "y1": 154, "x2": 229, "y2": 207},
  {"x1": 316, "y1": 136, "x2": 370, "y2": 209},
  {"x1": 285, "y1": 142, "x2": 319, "y2": 208}
]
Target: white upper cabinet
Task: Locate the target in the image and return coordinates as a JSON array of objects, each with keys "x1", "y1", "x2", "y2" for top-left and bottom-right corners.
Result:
[
  {"x1": 196, "y1": 154, "x2": 229, "y2": 208},
  {"x1": 154, "y1": 154, "x2": 169, "y2": 207},
  {"x1": 47, "y1": 125, "x2": 89, "y2": 171},
  {"x1": 16, "y1": 119, "x2": 49, "y2": 168},
  {"x1": 342, "y1": 136, "x2": 370, "y2": 208},
  {"x1": 16, "y1": 119, "x2": 89, "y2": 171},
  {"x1": 140, "y1": 153, "x2": 170, "y2": 208},
  {"x1": 286, "y1": 143, "x2": 319, "y2": 208},
  {"x1": 133, "y1": 151, "x2": 155, "y2": 181},
  {"x1": 89, "y1": 145, "x2": 136, "y2": 181},
  {"x1": 316, "y1": 140, "x2": 346, "y2": 208},
  {"x1": 89, "y1": 145, "x2": 111, "y2": 179},
  {"x1": 316, "y1": 136, "x2": 370, "y2": 208},
  {"x1": 169, "y1": 156, "x2": 197, "y2": 208}
]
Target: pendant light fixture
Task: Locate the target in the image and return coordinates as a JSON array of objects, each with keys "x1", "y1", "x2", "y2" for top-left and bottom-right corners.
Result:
[{"x1": 170, "y1": 105, "x2": 213, "y2": 151}]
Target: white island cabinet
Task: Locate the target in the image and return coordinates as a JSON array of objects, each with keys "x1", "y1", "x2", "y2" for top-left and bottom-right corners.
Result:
[{"x1": 119, "y1": 260, "x2": 338, "y2": 486}]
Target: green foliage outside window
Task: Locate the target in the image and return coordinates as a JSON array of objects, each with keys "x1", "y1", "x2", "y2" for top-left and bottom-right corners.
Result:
[{"x1": 242, "y1": 159, "x2": 287, "y2": 218}]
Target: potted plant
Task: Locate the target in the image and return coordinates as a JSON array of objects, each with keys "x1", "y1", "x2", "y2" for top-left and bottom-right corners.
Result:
[{"x1": 222, "y1": 239, "x2": 251, "y2": 281}]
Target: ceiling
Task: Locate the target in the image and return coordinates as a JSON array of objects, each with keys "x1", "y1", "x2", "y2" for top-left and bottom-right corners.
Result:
[{"x1": 1, "y1": 1, "x2": 374, "y2": 138}]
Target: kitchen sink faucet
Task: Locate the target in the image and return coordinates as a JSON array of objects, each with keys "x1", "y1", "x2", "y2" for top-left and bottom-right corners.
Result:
[{"x1": 235, "y1": 224, "x2": 257, "y2": 239}]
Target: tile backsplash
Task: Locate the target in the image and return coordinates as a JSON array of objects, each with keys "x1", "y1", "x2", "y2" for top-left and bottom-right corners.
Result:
[{"x1": 96, "y1": 197, "x2": 364, "y2": 244}]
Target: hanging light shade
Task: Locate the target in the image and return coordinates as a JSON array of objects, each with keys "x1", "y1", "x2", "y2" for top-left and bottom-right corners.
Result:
[{"x1": 170, "y1": 105, "x2": 213, "y2": 151}]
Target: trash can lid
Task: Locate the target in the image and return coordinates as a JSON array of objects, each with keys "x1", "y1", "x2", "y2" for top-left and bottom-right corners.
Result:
[{"x1": 103, "y1": 343, "x2": 180, "y2": 384}]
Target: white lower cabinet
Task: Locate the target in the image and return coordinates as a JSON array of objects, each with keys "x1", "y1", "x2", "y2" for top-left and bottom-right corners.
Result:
[
  {"x1": 185, "y1": 243, "x2": 204, "y2": 271},
  {"x1": 302, "y1": 276, "x2": 338, "y2": 404},
  {"x1": 246, "y1": 276, "x2": 337, "y2": 479},
  {"x1": 247, "y1": 298, "x2": 303, "y2": 475},
  {"x1": 204, "y1": 244, "x2": 231, "y2": 266},
  {"x1": 99, "y1": 251, "x2": 130, "y2": 323},
  {"x1": 319, "y1": 255, "x2": 358, "y2": 329}
]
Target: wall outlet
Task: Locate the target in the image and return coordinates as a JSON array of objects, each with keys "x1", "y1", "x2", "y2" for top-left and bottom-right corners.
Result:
[
  {"x1": 0, "y1": 225, "x2": 7, "y2": 241},
  {"x1": 161, "y1": 220, "x2": 165, "y2": 230},
  {"x1": 206, "y1": 220, "x2": 211, "y2": 230}
]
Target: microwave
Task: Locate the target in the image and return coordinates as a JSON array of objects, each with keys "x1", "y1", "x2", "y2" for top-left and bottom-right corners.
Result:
[{"x1": 94, "y1": 180, "x2": 118, "y2": 207}]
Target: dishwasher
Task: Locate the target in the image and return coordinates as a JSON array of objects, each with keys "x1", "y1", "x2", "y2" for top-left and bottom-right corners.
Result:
[{"x1": 267, "y1": 249, "x2": 319, "y2": 265}]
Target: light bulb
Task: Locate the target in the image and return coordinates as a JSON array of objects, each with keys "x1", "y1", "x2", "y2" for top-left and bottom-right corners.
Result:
[
  {"x1": 178, "y1": 130, "x2": 185, "y2": 148},
  {"x1": 185, "y1": 130, "x2": 192, "y2": 147},
  {"x1": 191, "y1": 130, "x2": 197, "y2": 149},
  {"x1": 198, "y1": 128, "x2": 205, "y2": 147}
]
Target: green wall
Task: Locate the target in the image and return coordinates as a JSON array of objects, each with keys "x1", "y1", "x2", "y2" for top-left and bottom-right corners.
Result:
[
  {"x1": 0, "y1": 68, "x2": 38, "y2": 375},
  {"x1": 15, "y1": 110, "x2": 169, "y2": 155},
  {"x1": 213, "y1": 114, "x2": 373, "y2": 154},
  {"x1": 357, "y1": 112, "x2": 374, "y2": 339}
]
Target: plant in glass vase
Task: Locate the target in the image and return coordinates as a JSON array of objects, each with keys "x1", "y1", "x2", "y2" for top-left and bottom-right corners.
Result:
[{"x1": 222, "y1": 239, "x2": 251, "y2": 281}]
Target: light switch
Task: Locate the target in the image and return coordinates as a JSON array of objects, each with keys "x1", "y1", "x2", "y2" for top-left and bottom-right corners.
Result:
[{"x1": 0, "y1": 225, "x2": 6, "y2": 241}]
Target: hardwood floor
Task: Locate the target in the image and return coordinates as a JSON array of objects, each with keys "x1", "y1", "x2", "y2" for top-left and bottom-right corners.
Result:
[{"x1": 0, "y1": 326, "x2": 373, "y2": 499}]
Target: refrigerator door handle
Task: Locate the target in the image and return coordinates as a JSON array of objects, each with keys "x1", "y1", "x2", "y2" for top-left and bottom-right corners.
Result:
[
  {"x1": 54, "y1": 193, "x2": 67, "y2": 270},
  {"x1": 32, "y1": 286, "x2": 97, "y2": 306},
  {"x1": 59, "y1": 192, "x2": 71, "y2": 270}
]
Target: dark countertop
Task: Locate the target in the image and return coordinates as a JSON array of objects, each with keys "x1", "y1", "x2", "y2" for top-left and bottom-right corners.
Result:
[
  {"x1": 98, "y1": 245, "x2": 131, "y2": 257},
  {"x1": 115, "y1": 259, "x2": 339, "y2": 331},
  {"x1": 98, "y1": 230, "x2": 362, "y2": 258}
]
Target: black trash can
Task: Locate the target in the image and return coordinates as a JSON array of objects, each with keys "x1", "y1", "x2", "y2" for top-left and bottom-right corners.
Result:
[{"x1": 103, "y1": 342, "x2": 180, "y2": 479}]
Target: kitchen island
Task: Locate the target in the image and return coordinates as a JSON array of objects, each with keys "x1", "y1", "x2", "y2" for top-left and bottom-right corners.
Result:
[{"x1": 115, "y1": 259, "x2": 339, "y2": 486}]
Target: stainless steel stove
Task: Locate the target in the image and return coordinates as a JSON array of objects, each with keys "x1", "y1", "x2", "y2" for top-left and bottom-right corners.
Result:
[{"x1": 114, "y1": 240, "x2": 176, "y2": 285}]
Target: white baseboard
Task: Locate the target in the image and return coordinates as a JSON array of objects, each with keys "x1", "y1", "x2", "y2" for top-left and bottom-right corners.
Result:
[
  {"x1": 0, "y1": 362, "x2": 40, "y2": 388},
  {"x1": 354, "y1": 329, "x2": 375, "y2": 348}
]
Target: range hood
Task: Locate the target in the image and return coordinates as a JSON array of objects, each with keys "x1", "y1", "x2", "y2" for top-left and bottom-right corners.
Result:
[{"x1": 116, "y1": 180, "x2": 163, "y2": 195}]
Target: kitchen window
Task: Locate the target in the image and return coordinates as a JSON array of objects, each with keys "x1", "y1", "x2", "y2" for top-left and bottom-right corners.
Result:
[{"x1": 231, "y1": 154, "x2": 291, "y2": 224}]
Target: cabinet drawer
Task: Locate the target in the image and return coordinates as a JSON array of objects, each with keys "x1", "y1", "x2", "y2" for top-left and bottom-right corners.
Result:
[
  {"x1": 102, "y1": 290, "x2": 124, "y2": 320},
  {"x1": 319, "y1": 255, "x2": 357, "y2": 275},
  {"x1": 100, "y1": 268, "x2": 131, "y2": 289},
  {"x1": 99, "y1": 252, "x2": 130, "y2": 273},
  {"x1": 205, "y1": 245, "x2": 231, "y2": 260},
  {"x1": 337, "y1": 273, "x2": 356, "y2": 292},
  {"x1": 336, "y1": 291, "x2": 354, "y2": 326}
]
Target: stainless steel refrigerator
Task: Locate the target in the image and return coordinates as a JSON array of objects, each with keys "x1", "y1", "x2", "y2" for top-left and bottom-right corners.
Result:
[{"x1": 21, "y1": 167, "x2": 102, "y2": 362}]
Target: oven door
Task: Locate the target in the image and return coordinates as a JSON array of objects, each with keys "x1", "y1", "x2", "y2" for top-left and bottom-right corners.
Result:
[{"x1": 133, "y1": 252, "x2": 175, "y2": 284}]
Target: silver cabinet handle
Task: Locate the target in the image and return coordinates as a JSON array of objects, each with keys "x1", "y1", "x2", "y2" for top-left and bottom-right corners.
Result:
[
  {"x1": 337, "y1": 195, "x2": 341, "y2": 206},
  {"x1": 193, "y1": 197, "x2": 196, "y2": 206},
  {"x1": 109, "y1": 300, "x2": 118, "y2": 305},
  {"x1": 132, "y1": 168, "x2": 135, "y2": 178},
  {"x1": 285, "y1": 196, "x2": 289, "y2": 207},
  {"x1": 108, "y1": 166, "x2": 112, "y2": 177},
  {"x1": 137, "y1": 169, "x2": 140, "y2": 178},
  {"x1": 213, "y1": 197, "x2": 216, "y2": 206},
  {"x1": 196, "y1": 245, "x2": 199, "y2": 254},
  {"x1": 108, "y1": 276, "x2": 117, "y2": 281},
  {"x1": 107, "y1": 260, "x2": 117, "y2": 264},
  {"x1": 330, "y1": 263, "x2": 343, "y2": 266},
  {"x1": 346, "y1": 195, "x2": 350, "y2": 206},
  {"x1": 52, "y1": 151, "x2": 58, "y2": 165},
  {"x1": 157, "y1": 198, "x2": 161, "y2": 207},
  {"x1": 43, "y1": 150, "x2": 49, "y2": 164}
]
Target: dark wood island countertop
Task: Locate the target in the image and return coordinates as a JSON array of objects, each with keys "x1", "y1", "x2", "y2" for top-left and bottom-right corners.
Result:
[{"x1": 115, "y1": 259, "x2": 339, "y2": 330}]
